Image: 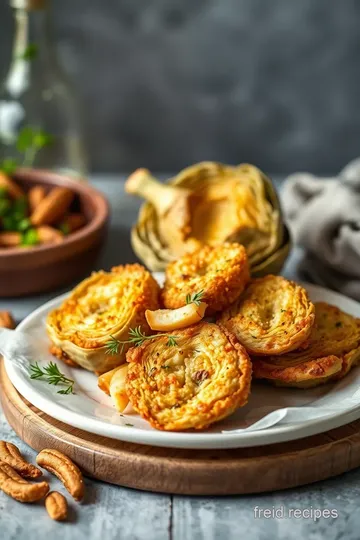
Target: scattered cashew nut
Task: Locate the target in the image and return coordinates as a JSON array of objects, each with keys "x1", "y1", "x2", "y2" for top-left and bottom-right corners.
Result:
[
  {"x1": 0, "y1": 172, "x2": 24, "y2": 199},
  {"x1": 0, "y1": 441, "x2": 42, "y2": 478},
  {"x1": 0, "y1": 461, "x2": 49, "y2": 503},
  {"x1": 28, "y1": 185, "x2": 46, "y2": 213},
  {"x1": 45, "y1": 491, "x2": 68, "y2": 521},
  {"x1": 0, "y1": 233, "x2": 22, "y2": 248},
  {"x1": 36, "y1": 225, "x2": 63, "y2": 245},
  {"x1": 30, "y1": 187, "x2": 74, "y2": 226},
  {"x1": 36, "y1": 449, "x2": 85, "y2": 501}
]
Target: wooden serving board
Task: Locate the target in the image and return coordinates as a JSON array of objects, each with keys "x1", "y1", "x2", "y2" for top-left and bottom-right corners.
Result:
[{"x1": 2, "y1": 360, "x2": 360, "y2": 496}]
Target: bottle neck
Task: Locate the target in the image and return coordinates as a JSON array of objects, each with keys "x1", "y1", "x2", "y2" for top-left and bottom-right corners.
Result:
[
  {"x1": 6, "y1": 5, "x2": 55, "y2": 95},
  {"x1": 13, "y1": 6, "x2": 53, "y2": 61}
]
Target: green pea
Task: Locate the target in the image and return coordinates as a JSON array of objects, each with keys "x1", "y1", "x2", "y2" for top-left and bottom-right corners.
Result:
[
  {"x1": 17, "y1": 218, "x2": 31, "y2": 232},
  {"x1": 21, "y1": 228, "x2": 39, "y2": 246}
]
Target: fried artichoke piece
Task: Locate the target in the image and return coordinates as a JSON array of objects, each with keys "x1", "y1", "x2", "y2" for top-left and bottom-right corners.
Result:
[
  {"x1": 128, "y1": 162, "x2": 285, "y2": 271},
  {"x1": 219, "y1": 275, "x2": 315, "y2": 355},
  {"x1": 251, "y1": 302, "x2": 360, "y2": 388},
  {"x1": 125, "y1": 322, "x2": 252, "y2": 431},
  {"x1": 162, "y1": 243, "x2": 250, "y2": 313},
  {"x1": 47, "y1": 264, "x2": 160, "y2": 374}
]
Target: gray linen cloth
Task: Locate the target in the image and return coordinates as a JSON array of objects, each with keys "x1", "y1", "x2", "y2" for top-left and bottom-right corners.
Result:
[{"x1": 281, "y1": 158, "x2": 360, "y2": 300}]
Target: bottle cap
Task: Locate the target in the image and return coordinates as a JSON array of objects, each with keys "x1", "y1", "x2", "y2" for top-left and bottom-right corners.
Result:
[{"x1": 11, "y1": 0, "x2": 48, "y2": 9}]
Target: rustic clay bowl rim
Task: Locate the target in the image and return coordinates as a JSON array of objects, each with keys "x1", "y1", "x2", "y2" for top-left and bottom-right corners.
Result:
[{"x1": 0, "y1": 168, "x2": 109, "y2": 260}]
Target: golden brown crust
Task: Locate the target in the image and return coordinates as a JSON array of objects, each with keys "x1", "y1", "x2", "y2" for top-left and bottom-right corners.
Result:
[
  {"x1": 218, "y1": 275, "x2": 315, "y2": 355},
  {"x1": 46, "y1": 264, "x2": 160, "y2": 373},
  {"x1": 162, "y1": 243, "x2": 250, "y2": 312},
  {"x1": 125, "y1": 322, "x2": 252, "y2": 431},
  {"x1": 252, "y1": 302, "x2": 360, "y2": 388},
  {"x1": 253, "y1": 355, "x2": 343, "y2": 388}
]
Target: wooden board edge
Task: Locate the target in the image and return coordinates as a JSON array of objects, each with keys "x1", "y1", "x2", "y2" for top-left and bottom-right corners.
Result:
[{"x1": 2, "y1": 359, "x2": 360, "y2": 495}]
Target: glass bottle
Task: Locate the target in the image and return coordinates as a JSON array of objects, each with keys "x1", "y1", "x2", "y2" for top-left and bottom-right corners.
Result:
[{"x1": 0, "y1": 0, "x2": 88, "y2": 177}]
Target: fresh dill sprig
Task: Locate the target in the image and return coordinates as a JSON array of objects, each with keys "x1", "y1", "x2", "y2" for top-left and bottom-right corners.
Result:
[
  {"x1": 105, "y1": 336, "x2": 122, "y2": 355},
  {"x1": 29, "y1": 361, "x2": 75, "y2": 395},
  {"x1": 185, "y1": 290, "x2": 204, "y2": 306},
  {"x1": 105, "y1": 326, "x2": 178, "y2": 355},
  {"x1": 166, "y1": 335, "x2": 178, "y2": 347}
]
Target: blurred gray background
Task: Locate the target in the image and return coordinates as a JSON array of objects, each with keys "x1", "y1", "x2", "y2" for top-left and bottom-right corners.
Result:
[{"x1": 1, "y1": 0, "x2": 360, "y2": 175}]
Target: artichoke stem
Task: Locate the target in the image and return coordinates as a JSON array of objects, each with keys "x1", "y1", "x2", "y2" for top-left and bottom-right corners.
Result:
[{"x1": 125, "y1": 168, "x2": 190, "y2": 217}]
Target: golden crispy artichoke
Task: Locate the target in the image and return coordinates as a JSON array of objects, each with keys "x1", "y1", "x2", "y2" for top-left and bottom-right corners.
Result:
[
  {"x1": 251, "y1": 302, "x2": 360, "y2": 388},
  {"x1": 126, "y1": 162, "x2": 289, "y2": 275},
  {"x1": 162, "y1": 243, "x2": 250, "y2": 313},
  {"x1": 47, "y1": 264, "x2": 160, "y2": 374},
  {"x1": 218, "y1": 275, "x2": 315, "y2": 355},
  {"x1": 125, "y1": 322, "x2": 252, "y2": 431}
]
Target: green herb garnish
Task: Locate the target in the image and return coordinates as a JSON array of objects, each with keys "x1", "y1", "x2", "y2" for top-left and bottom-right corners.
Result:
[
  {"x1": 106, "y1": 326, "x2": 178, "y2": 355},
  {"x1": 166, "y1": 335, "x2": 178, "y2": 347},
  {"x1": 0, "y1": 127, "x2": 53, "y2": 174},
  {"x1": 19, "y1": 43, "x2": 38, "y2": 61},
  {"x1": 0, "y1": 199, "x2": 11, "y2": 216},
  {"x1": 185, "y1": 290, "x2": 204, "y2": 306},
  {"x1": 29, "y1": 361, "x2": 75, "y2": 395},
  {"x1": 13, "y1": 196, "x2": 28, "y2": 213},
  {"x1": 17, "y1": 126, "x2": 54, "y2": 167},
  {"x1": 21, "y1": 228, "x2": 39, "y2": 246},
  {"x1": 2, "y1": 216, "x2": 16, "y2": 231},
  {"x1": 0, "y1": 159, "x2": 17, "y2": 175},
  {"x1": 17, "y1": 218, "x2": 31, "y2": 232}
]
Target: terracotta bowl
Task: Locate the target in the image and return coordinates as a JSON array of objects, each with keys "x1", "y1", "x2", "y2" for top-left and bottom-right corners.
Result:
[{"x1": 0, "y1": 168, "x2": 109, "y2": 297}]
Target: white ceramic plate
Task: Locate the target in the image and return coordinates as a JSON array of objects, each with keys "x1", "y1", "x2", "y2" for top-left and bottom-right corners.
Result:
[{"x1": 5, "y1": 278, "x2": 360, "y2": 449}]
